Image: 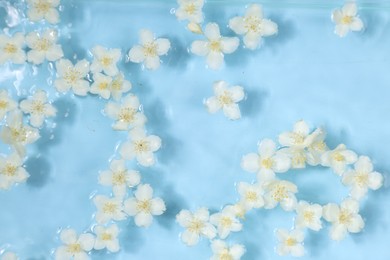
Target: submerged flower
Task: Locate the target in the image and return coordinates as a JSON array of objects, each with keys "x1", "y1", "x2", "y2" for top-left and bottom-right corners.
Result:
[
  {"x1": 55, "y1": 228, "x2": 95, "y2": 260},
  {"x1": 99, "y1": 159, "x2": 140, "y2": 197},
  {"x1": 124, "y1": 184, "x2": 166, "y2": 227},
  {"x1": 321, "y1": 144, "x2": 357, "y2": 175},
  {"x1": 176, "y1": 207, "x2": 217, "y2": 246},
  {"x1": 210, "y1": 240, "x2": 246, "y2": 260},
  {"x1": 119, "y1": 128, "x2": 161, "y2": 167},
  {"x1": 175, "y1": 0, "x2": 204, "y2": 24},
  {"x1": 0, "y1": 33, "x2": 25, "y2": 65},
  {"x1": 19, "y1": 89, "x2": 57, "y2": 128},
  {"x1": 55, "y1": 59, "x2": 90, "y2": 96},
  {"x1": 205, "y1": 80, "x2": 244, "y2": 120},
  {"x1": 237, "y1": 182, "x2": 264, "y2": 210},
  {"x1": 93, "y1": 195, "x2": 127, "y2": 224},
  {"x1": 90, "y1": 46, "x2": 121, "y2": 76},
  {"x1": 294, "y1": 201, "x2": 323, "y2": 231},
  {"x1": 323, "y1": 198, "x2": 365, "y2": 241},
  {"x1": 93, "y1": 224, "x2": 120, "y2": 253},
  {"x1": 276, "y1": 229, "x2": 305, "y2": 257},
  {"x1": 241, "y1": 138, "x2": 291, "y2": 181},
  {"x1": 104, "y1": 94, "x2": 146, "y2": 131},
  {"x1": 210, "y1": 206, "x2": 242, "y2": 239},
  {"x1": 110, "y1": 72, "x2": 132, "y2": 101},
  {"x1": 263, "y1": 179, "x2": 298, "y2": 211},
  {"x1": 191, "y1": 23, "x2": 239, "y2": 70},
  {"x1": 0, "y1": 90, "x2": 17, "y2": 121},
  {"x1": 26, "y1": 29, "x2": 63, "y2": 64},
  {"x1": 128, "y1": 29, "x2": 171, "y2": 70},
  {"x1": 229, "y1": 4, "x2": 278, "y2": 50},
  {"x1": 27, "y1": 0, "x2": 60, "y2": 24},
  {"x1": 342, "y1": 156, "x2": 383, "y2": 199},
  {"x1": 0, "y1": 153, "x2": 29, "y2": 190},
  {"x1": 90, "y1": 73, "x2": 113, "y2": 99},
  {"x1": 332, "y1": 2, "x2": 363, "y2": 37}
]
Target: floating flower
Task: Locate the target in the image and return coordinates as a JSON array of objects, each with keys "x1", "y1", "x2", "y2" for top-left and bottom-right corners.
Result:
[
  {"x1": 276, "y1": 229, "x2": 305, "y2": 257},
  {"x1": 210, "y1": 206, "x2": 242, "y2": 239},
  {"x1": 128, "y1": 29, "x2": 171, "y2": 70},
  {"x1": 229, "y1": 4, "x2": 278, "y2": 50},
  {"x1": 305, "y1": 128, "x2": 329, "y2": 166},
  {"x1": 124, "y1": 184, "x2": 166, "y2": 227},
  {"x1": 205, "y1": 80, "x2": 244, "y2": 120},
  {"x1": 0, "y1": 90, "x2": 17, "y2": 121},
  {"x1": 0, "y1": 153, "x2": 29, "y2": 190},
  {"x1": 210, "y1": 240, "x2": 246, "y2": 260},
  {"x1": 237, "y1": 182, "x2": 264, "y2": 210},
  {"x1": 175, "y1": 0, "x2": 204, "y2": 24},
  {"x1": 321, "y1": 144, "x2": 357, "y2": 175},
  {"x1": 110, "y1": 72, "x2": 132, "y2": 101},
  {"x1": 191, "y1": 23, "x2": 239, "y2": 70},
  {"x1": 323, "y1": 198, "x2": 365, "y2": 241},
  {"x1": 119, "y1": 128, "x2": 161, "y2": 167},
  {"x1": 25, "y1": 29, "x2": 63, "y2": 64},
  {"x1": 27, "y1": 0, "x2": 60, "y2": 24},
  {"x1": 54, "y1": 59, "x2": 90, "y2": 96},
  {"x1": 342, "y1": 156, "x2": 383, "y2": 199},
  {"x1": 90, "y1": 46, "x2": 121, "y2": 76},
  {"x1": 104, "y1": 94, "x2": 146, "y2": 131},
  {"x1": 55, "y1": 228, "x2": 95, "y2": 260},
  {"x1": 241, "y1": 138, "x2": 291, "y2": 181},
  {"x1": 93, "y1": 195, "x2": 127, "y2": 224},
  {"x1": 19, "y1": 89, "x2": 57, "y2": 128},
  {"x1": 0, "y1": 33, "x2": 25, "y2": 65},
  {"x1": 90, "y1": 73, "x2": 113, "y2": 99},
  {"x1": 278, "y1": 120, "x2": 317, "y2": 149},
  {"x1": 263, "y1": 179, "x2": 298, "y2": 211},
  {"x1": 93, "y1": 224, "x2": 120, "y2": 253},
  {"x1": 294, "y1": 201, "x2": 323, "y2": 231},
  {"x1": 332, "y1": 2, "x2": 363, "y2": 37},
  {"x1": 1, "y1": 252, "x2": 18, "y2": 260},
  {"x1": 176, "y1": 207, "x2": 217, "y2": 246},
  {"x1": 0, "y1": 110, "x2": 40, "y2": 155},
  {"x1": 99, "y1": 159, "x2": 140, "y2": 197}
]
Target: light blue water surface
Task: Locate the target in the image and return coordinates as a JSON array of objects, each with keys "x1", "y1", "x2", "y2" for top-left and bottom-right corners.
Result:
[{"x1": 1, "y1": 0, "x2": 390, "y2": 259}]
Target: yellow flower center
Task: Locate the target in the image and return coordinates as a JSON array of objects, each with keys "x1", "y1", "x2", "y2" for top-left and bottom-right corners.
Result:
[
  {"x1": 244, "y1": 16, "x2": 261, "y2": 33},
  {"x1": 291, "y1": 151, "x2": 306, "y2": 168},
  {"x1": 303, "y1": 210, "x2": 314, "y2": 222},
  {"x1": 285, "y1": 237, "x2": 297, "y2": 246},
  {"x1": 338, "y1": 210, "x2": 351, "y2": 224},
  {"x1": 111, "y1": 78, "x2": 123, "y2": 90},
  {"x1": 35, "y1": 39, "x2": 52, "y2": 51},
  {"x1": 64, "y1": 69, "x2": 80, "y2": 85},
  {"x1": 103, "y1": 202, "x2": 117, "y2": 214},
  {"x1": 134, "y1": 140, "x2": 149, "y2": 153},
  {"x1": 272, "y1": 185, "x2": 288, "y2": 202},
  {"x1": 342, "y1": 16, "x2": 353, "y2": 24},
  {"x1": 261, "y1": 157, "x2": 273, "y2": 169},
  {"x1": 219, "y1": 250, "x2": 233, "y2": 260},
  {"x1": 188, "y1": 220, "x2": 204, "y2": 233},
  {"x1": 355, "y1": 172, "x2": 368, "y2": 187},
  {"x1": 137, "y1": 200, "x2": 151, "y2": 213},
  {"x1": 101, "y1": 232, "x2": 112, "y2": 241},
  {"x1": 100, "y1": 57, "x2": 113, "y2": 67},
  {"x1": 221, "y1": 216, "x2": 232, "y2": 228},
  {"x1": 98, "y1": 82, "x2": 109, "y2": 90},
  {"x1": 218, "y1": 93, "x2": 233, "y2": 105},
  {"x1": 245, "y1": 191, "x2": 258, "y2": 202},
  {"x1": 310, "y1": 141, "x2": 326, "y2": 151},
  {"x1": 143, "y1": 43, "x2": 157, "y2": 57},
  {"x1": 332, "y1": 152, "x2": 345, "y2": 162},
  {"x1": 209, "y1": 41, "x2": 221, "y2": 52},
  {"x1": 118, "y1": 108, "x2": 135, "y2": 123},
  {"x1": 4, "y1": 43, "x2": 17, "y2": 54},
  {"x1": 10, "y1": 127, "x2": 27, "y2": 142},
  {"x1": 34, "y1": 0, "x2": 51, "y2": 13},
  {"x1": 2, "y1": 164, "x2": 17, "y2": 176},
  {"x1": 291, "y1": 133, "x2": 305, "y2": 145},
  {"x1": 67, "y1": 243, "x2": 81, "y2": 254},
  {"x1": 0, "y1": 100, "x2": 8, "y2": 109},
  {"x1": 112, "y1": 171, "x2": 127, "y2": 185},
  {"x1": 32, "y1": 101, "x2": 45, "y2": 114},
  {"x1": 185, "y1": 3, "x2": 196, "y2": 15}
]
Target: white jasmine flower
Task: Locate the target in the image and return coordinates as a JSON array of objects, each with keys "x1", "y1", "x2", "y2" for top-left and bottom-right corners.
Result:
[
  {"x1": 175, "y1": 0, "x2": 204, "y2": 24},
  {"x1": 0, "y1": 90, "x2": 17, "y2": 120},
  {"x1": 237, "y1": 182, "x2": 264, "y2": 210},
  {"x1": 119, "y1": 128, "x2": 161, "y2": 167},
  {"x1": 295, "y1": 201, "x2": 323, "y2": 231},
  {"x1": 210, "y1": 206, "x2": 242, "y2": 239},
  {"x1": 26, "y1": 29, "x2": 63, "y2": 64},
  {"x1": 55, "y1": 59, "x2": 90, "y2": 96},
  {"x1": 93, "y1": 224, "x2": 120, "y2": 252},
  {"x1": 19, "y1": 89, "x2": 57, "y2": 128},
  {"x1": 176, "y1": 207, "x2": 217, "y2": 246},
  {"x1": 276, "y1": 229, "x2": 305, "y2": 257},
  {"x1": 187, "y1": 22, "x2": 203, "y2": 34},
  {"x1": 90, "y1": 73, "x2": 113, "y2": 99},
  {"x1": 278, "y1": 120, "x2": 317, "y2": 149},
  {"x1": 124, "y1": 184, "x2": 166, "y2": 227},
  {"x1": 210, "y1": 240, "x2": 246, "y2": 260},
  {"x1": 110, "y1": 72, "x2": 132, "y2": 101},
  {"x1": 229, "y1": 4, "x2": 278, "y2": 50},
  {"x1": 128, "y1": 29, "x2": 171, "y2": 70},
  {"x1": 0, "y1": 110, "x2": 40, "y2": 155},
  {"x1": 205, "y1": 80, "x2": 244, "y2": 120},
  {"x1": 321, "y1": 144, "x2": 357, "y2": 175},
  {"x1": 263, "y1": 179, "x2": 298, "y2": 211},
  {"x1": 104, "y1": 94, "x2": 146, "y2": 131},
  {"x1": 306, "y1": 128, "x2": 329, "y2": 166},
  {"x1": 332, "y1": 2, "x2": 363, "y2": 37},
  {"x1": 1, "y1": 252, "x2": 18, "y2": 260},
  {"x1": 323, "y1": 198, "x2": 365, "y2": 241},
  {"x1": 0, "y1": 153, "x2": 29, "y2": 190},
  {"x1": 93, "y1": 195, "x2": 126, "y2": 224},
  {"x1": 0, "y1": 33, "x2": 25, "y2": 65},
  {"x1": 279, "y1": 147, "x2": 307, "y2": 169},
  {"x1": 342, "y1": 156, "x2": 383, "y2": 199},
  {"x1": 27, "y1": 0, "x2": 60, "y2": 24},
  {"x1": 55, "y1": 228, "x2": 95, "y2": 260},
  {"x1": 229, "y1": 203, "x2": 247, "y2": 219},
  {"x1": 241, "y1": 138, "x2": 291, "y2": 181},
  {"x1": 90, "y1": 46, "x2": 121, "y2": 76},
  {"x1": 191, "y1": 23, "x2": 239, "y2": 70},
  {"x1": 99, "y1": 159, "x2": 140, "y2": 197}
]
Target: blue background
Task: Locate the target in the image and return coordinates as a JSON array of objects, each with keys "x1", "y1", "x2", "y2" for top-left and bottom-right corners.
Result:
[{"x1": 0, "y1": 0, "x2": 390, "y2": 259}]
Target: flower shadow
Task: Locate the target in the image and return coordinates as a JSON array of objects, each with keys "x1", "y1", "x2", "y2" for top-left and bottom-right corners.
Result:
[
  {"x1": 263, "y1": 15, "x2": 297, "y2": 53},
  {"x1": 25, "y1": 155, "x2": 51, "y2": 188},
  {"x1": 163, "y1": 36, "x2": 191, "y2": 72},
  {"x1": 240, "y1": 87, "x2": 269, "y2": 119},
  {"x1": 119, "y1": 221, "x2": 145, "y2": 254}
]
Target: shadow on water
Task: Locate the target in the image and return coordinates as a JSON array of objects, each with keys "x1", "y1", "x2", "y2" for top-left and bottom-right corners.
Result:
[
  {"x1": 163, "y1": 36, "x2": 191, "y2": 71},
  {"x1": 264, "y1": 15, "x2": 297, "y2": 52},
  {"x1": 240, "y1": 87, "x2": 269, "y2": 119},
  {"x1": 119, "y1": 221, "x2": 144, "y2": 254}
]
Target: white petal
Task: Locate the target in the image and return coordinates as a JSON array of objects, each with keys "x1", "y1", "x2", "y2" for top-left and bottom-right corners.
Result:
[
  {"x1": 27, "y1": 50, "x2": 45, "y2": 64},
  {"x1": 222, "y1": 103, "x2": 241, "y2": 120},
  {"x1": 75, "y1": 60, "x2": 90, "y2": 77},
  {"x1": 230, "y1": 244, "x2": 246, "y2": 259},
  {"x1": 261, "y1": 19, "x2": 278, "y2": 36},
  {"x1": 244, "y1": 32, "x2": 261, "y2": 50},
  {"x1": 246, "y1": 3, "x2": 263, "y2": 18},
  {"x1": 342, "y1": 2, "x2": 358, "y2": 16},
  {"x1": 135, "y1": 212, "x2": 153, "y2": 227},
  {"x1": 45, "y1": 8, "x2": 59, "y2": 24},
  {"x1": 207, "y1": 52, "x2": 224, "y2": 70},
  {"x1": 322, "y1": 203, "x2": 340, "y2": 222},
  {"x1": 330, "y1": 224, "x2": 347, "y2": 241},
  {"x1": 60, "y1": 229, "x2": 77, "y2": 244},
  {"x1": 79, "y1": 233, "x2": 95, "y2": 251},
  {"x1": 229, "y1": 17, "x2": 247, "y2": 35},
  {"x1": 205, "y1": 96, "x2": 222, "y2": 114},
  {"x1": 124, "y1": 198, "x2": 137, "y2": 216},
  {"x1": 148, "y1": 135, "x2": 161, "y2": 151},
  {"x1": 151, "y1": 198, "x2": 166, "y2": 215},
  {"x1": 156, "y1": 38, "x2": 170, "y2": 55},
  {"x1": 347, "y1": 215, "x2": 364, "y2": 233},
  {"x1": 341, "y1": 198, "x2": 359, "y2": 214},
  {"x1": 128, "y1": 46, "x2": 145, "y2": 63},
  {"x1": 229, "y1": 85, "x2": 244, "y2": 102},
  {"x1": 139, "y1": 29, "x2": 154, "y2": 45},
  {"x1": 144, "y1": 56, "x2": 160, "y2": 70},
  {"x1": 272, "y1": 153, "x2": 291, "y2": 173},
  {"x1": 335, "y1": 24, "x2": 350, "y2": 37},
  {"x1": 191, "y1": 40, "x2": 209, "y2": 56},
  {"x1": 119, "y1": 142, "x2": 135, "y2": 160},
  {"x1": 350, "y1": 17, "x2": 363, "y2": 31},
  {"x1": 181, "y1": 230, "x2": 199, "y2": 246},
  {"x1": 46, "y1": 45, "x2": 64, "y2": 61},
  {"x1": 137, "y1": 152, "x2": 155, "y2": 166},
  {"x1": 258, "y1": 139, "x2": 276, "y2": 157},
  {"x1": 204, "y1": 23, "x2": 221, "y2": 40},
  {"x1": 368, "y1": 172, "x2": 383, "y2": 190},
  {"x1": 241, "y1": 153, "x2": 260, "y2": 173},
  {"x1": 220, "y1": 37, "x2": 239, "y2": 54},
  {"x1": 290, "y1": 244, "x2": 305, "y2": 257},
  {"x1": 135, "y1": 184, "x2": 153, "y2": 200},
  {"x1": 176, "y1": 210, "x2": 192, "y2": 227}
]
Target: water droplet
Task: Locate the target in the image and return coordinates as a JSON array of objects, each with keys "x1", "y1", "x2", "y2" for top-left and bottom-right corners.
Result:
[
  {"x1": 49, "y1": 134, "x2": 55, "y2": 140},
  {"x1": 170, "y1": 8, "x2": 176, "y2": 14},
  {"x1": 64, "y1": 112, "x2": 69, "y2": 118}
]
